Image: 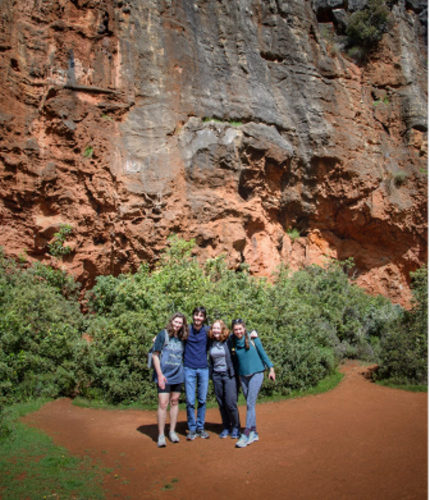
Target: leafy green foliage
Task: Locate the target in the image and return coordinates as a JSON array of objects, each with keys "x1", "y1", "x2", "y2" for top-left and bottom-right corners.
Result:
[
  {"x1": 286, "y1": 228, "x2": 301, "y2": 241},
  {"x1": 0, "y1": 238, "x2": 425, "y2": 408},
  {"x1": 202, "y1": 117, "x2": 243, "y2": 127},
  {"x1": 0, "y1": 251, "x2": 85, "y2": 404},
  {"x1": 83, "y1": 145, "x2": 94, "y2": 158},
  {"x1": 83, "y1": 237, "x2": 404, "y2": 403},
  {"x1": 346, "y1": 0, "x2": 390, "y2": 60},
  {"x1": 47, "y1": 224, "x2": 73, "y2": 257},
  {"x1": 373, "y1": 95, "x2": 389, "y2": 106},
  {"x1": 375, "y1": 266, "x2": 428, "y2": 385}
]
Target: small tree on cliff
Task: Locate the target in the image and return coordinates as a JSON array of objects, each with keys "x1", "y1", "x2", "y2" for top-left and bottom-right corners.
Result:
[
  {"x1": 48, "y1": 224, "x2": 73, "y2": 258},
  {"x1": 346, "y1": 0, "x2": 390, "y2": 61}
]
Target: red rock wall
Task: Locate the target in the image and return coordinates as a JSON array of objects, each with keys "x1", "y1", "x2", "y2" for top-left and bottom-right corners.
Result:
[{"x1": 0, "y1": 0, "x2": 427, "y2": 305}]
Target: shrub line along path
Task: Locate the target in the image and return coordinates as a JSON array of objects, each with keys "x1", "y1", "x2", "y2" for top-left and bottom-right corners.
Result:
[{"x1": 22, "y1": 362, "x2": 427, "y2": 500}]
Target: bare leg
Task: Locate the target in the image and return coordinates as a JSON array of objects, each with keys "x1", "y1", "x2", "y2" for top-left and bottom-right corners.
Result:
[
  {"x1": 157, "y1": 393, "x2": 169, "y2": 436},
  {"x1": 169, "y1": 392, "x2": 180, "y2": 433}
]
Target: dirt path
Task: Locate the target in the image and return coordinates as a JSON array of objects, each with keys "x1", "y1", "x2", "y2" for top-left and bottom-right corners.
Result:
[{"x1": 23, "y1": 362, "x2": 427, "y2": 500}]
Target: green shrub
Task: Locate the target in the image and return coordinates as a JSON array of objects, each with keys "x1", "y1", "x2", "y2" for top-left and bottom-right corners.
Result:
[
  {"x1": 286, "y1": 228, "x2": 301, "y2": 241},
  {"x1": 82, "y1": 238, "x2": 401, "y2": 403},
  {"x1": 346, "y1": 0, "x2": 390, "y2": 60},
  {"x1": 375, "y1": 266, "x2": 428, "y2": 385},
  {"x1": 0, "y1": 251, "x2": 85, "y2": 404},
  {"x1": 47, "y1": 224, "x2": 73, "y2": 258}
]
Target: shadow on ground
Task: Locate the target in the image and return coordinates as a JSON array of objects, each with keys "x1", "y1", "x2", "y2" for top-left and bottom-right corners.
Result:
[{"x1": 136, "y1": 420, "x2": 224, "y2": 442}]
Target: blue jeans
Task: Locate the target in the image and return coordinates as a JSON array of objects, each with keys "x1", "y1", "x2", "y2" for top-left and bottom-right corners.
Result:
[
  {"x1": 184, "y1": 367, "x2": 209, "y2": 432},
  {"x1": 240, "y1": 371, "x2": 264, "y2": 431}
]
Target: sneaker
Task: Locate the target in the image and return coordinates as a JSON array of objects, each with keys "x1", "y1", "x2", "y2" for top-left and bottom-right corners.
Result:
[
  {"x1": 247, "y1": 431, "x2": 259, "y2": 445},
  {"x1": 187, "y1": 431, "x2": 197, "y2": 441},
  {"x1": 219, "y1": 429, "x2": 230, "y2": 439},
  {"x1": 230, "y1": 428, "x2": 240, "y2": 439},
  {"x1": 169, "y1": 431, "x2": 180, "y2": 443},
  {"x1": 235, "y1": 434, "x2": 249, "y2": 448},
  {"x1": 157, "y1": 435, "x2": 166, "y2": 448},
  {"x1": 197, "y1": 429, "x2": 210, "y2": 439}
]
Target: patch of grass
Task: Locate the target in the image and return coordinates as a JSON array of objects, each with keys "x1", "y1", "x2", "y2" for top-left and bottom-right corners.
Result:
[
  {"x1": 72, "y1": 396, "x2": 159, "y2": 412},
  {"x1": 286, "y1": 228, "x2": 301, "y2": 241},
  {"x1": 373, "y1": 95, "x2": 389, "y2": 106},
  {"x1": 0, "y1": 400, "x2": 106, "y2": 500},
  {"x1": 244, "y1": 370, "x2": 344, "y2": 405},
  {"x1": 202, "y1": 116, "x2": 223, "y2": 124},
  {"x1": 375, "y1": 380, "x2": 427, "y2": 392},
  {"x1": 202, "y1": 117, "x2": 242, "y2": 127},
  {"x1": 161, "y1": 481, "x2": 176, "y2": 491},
  {"x1": 83, "y1": 145, "x2": 94, "y2": 158}
]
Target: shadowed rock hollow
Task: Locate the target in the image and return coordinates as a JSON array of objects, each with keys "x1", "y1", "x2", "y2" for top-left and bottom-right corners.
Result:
[{"x1": 0, "y1": 0, "x2": 427, "y2": 305}]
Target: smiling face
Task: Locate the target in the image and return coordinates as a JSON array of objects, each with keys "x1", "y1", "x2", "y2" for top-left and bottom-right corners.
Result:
[
  {"x1": 233, "y1": 324, "x2": 246, "y2": 339},
  {"x1": 211, "y1": 321, "x2": 222, "y2": 340},
  {"x1": 193, "y1": 311, "x2": 206, "y2": 328},
  {"x1": 172, "y1": 316, "x2": 184, "y2": 334}
]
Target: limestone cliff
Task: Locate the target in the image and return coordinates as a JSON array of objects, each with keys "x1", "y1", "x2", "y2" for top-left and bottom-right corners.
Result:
[{"x1": 0, "y1": 0, "x2": 427, "y2": 305}]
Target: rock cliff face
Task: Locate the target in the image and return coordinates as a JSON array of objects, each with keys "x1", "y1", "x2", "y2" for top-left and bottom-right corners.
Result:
[{"x1": 0, "y1": 0, "x2": 427, "y2": 305}]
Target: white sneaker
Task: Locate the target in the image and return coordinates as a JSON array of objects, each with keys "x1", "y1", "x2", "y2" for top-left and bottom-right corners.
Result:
[
  {"x1": 235, "y1": 434, "x2": 249, "y2": 448},
  {"x1": 247, "y1": 431, "x2": 259, "y2": 445},
  {"x1": 169, "y1": 431, "x2": 180, "y2": 443},
  {"x1": 157, "y1": 434, "x2": 166, "y2": 448}
]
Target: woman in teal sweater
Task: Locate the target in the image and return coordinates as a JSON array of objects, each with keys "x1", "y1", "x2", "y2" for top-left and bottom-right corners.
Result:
[{"x1": 231, "y1": 319, "x2": 275, "y2": 448}]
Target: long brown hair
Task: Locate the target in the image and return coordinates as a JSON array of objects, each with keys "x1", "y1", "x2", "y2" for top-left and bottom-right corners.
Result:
[
  {"x1": 208, "y1": 320, "x2": 230, "y2": 342},
  {"x1": 166, "y1": 312, "x2": 189, "y2": 341},
  {"x1": 231, "y1": 319, "x2": 250, "y2": 349}
]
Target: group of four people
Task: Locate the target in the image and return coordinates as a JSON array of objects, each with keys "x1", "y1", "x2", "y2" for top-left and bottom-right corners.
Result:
[{"x1": 152, "y1": 307, "x2": 275, "y2": 449}]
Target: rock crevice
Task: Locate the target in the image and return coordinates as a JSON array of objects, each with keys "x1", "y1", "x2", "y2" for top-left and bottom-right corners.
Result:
[{"x1": 0, "y1": 0, "x2": 427, "y2": 305}]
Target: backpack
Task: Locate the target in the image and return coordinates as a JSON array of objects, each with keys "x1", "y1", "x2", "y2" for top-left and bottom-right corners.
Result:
[{"x1": 147, "y1": 330, "x2": 169, "y2": 369}]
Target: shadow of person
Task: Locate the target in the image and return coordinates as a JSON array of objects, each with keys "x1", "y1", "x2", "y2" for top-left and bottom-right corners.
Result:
[
  {"x1": 203, "y1": 421, "x2": 224, "y2": 435},
  {"x1": 137, "y1": 421, "x2": 189, "y2": 442},
  {"x1": 137, "y1": 421, "x2": 226, "y2": 441}
]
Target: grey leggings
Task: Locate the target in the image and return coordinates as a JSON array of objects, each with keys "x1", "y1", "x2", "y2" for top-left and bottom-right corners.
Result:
[{"x1": 240, "y1": 371, "x2": 264, "y2": 431}]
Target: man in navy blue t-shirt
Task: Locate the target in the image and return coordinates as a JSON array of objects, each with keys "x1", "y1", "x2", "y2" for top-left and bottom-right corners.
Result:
[{"x1": 184, "y1": 306, "x2": 210, "y2": 440}]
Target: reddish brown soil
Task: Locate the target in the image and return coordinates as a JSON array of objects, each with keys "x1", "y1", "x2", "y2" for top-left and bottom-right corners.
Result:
[{"x1": 22, "y1": 362, "x2": 427, "y2": 500}]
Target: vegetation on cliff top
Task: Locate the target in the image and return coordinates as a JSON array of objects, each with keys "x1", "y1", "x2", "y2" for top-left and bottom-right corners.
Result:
[{"x1": 0, "y1": 237, "x2": 427, "y2": 411}]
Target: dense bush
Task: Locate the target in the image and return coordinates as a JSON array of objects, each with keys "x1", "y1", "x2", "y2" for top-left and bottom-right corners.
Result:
[
  {"x1": 0, "y1": 239, "x2": 425, "y2": 407},
  {"x1": 346, "y1": 0, "x2": 390, "y2": 61},
  {"x1": 0, "y1": 251, "x2": 85, "y2": 405},
  {"x1": 375, "y1": 266, "x2": 428, "y2": 385},
  {"x1": 0, "y1": 403, "x2": 12, "y2": 441},
  {"x1": 83, "y1": 236, "x2": 403, "y2": 403}
]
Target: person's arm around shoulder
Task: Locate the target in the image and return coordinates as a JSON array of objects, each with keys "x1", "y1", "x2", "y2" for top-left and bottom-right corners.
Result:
[
  {"x1": 254, "y1": 337, "x2": 276, "y2": 381},
  {"x1": 249, "y1": 329, "x2": 258, "y2": 339}
]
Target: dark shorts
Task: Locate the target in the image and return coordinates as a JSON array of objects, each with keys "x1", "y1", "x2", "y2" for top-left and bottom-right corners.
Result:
[{"x1": 157, "y1": 382, "x2": 183, "y2": 394}]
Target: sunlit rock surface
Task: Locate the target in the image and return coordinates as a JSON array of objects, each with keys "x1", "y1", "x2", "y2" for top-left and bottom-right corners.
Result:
[{"x1": 0, "y1": 0, "x2": 427, "y2": 305}]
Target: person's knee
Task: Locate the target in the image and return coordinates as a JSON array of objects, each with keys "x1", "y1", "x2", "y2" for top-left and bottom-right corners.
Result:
[
  {"x1": 170, "y1": 396, "x2": 180, "y2": 406},
  {"x1": 159, "y1": 400, "x2": 169, "y2": 411}
]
